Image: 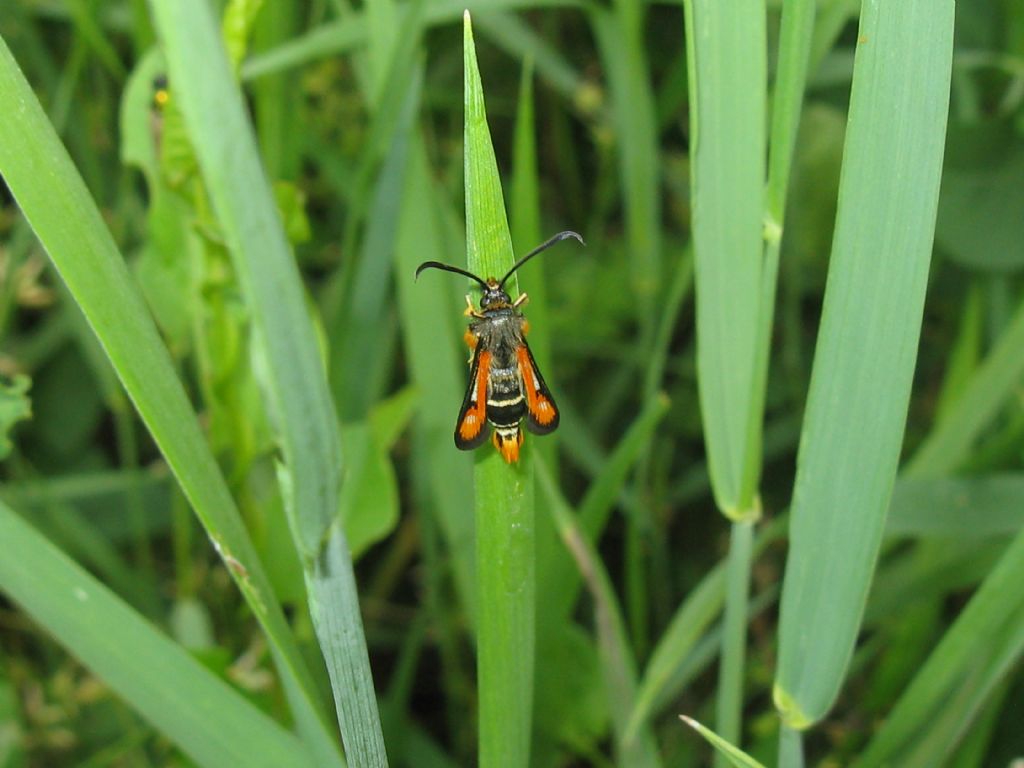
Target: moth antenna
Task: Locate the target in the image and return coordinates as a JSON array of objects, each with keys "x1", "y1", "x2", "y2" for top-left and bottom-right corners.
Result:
[
  {"x1": 415, "y1": 261, "x2": 489, "y2": 289},
  {"x1": 499, "y1": 230, "x2": 585, "y2": 289}
]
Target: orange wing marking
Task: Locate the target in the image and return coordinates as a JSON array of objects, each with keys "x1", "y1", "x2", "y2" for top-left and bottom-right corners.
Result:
[
  {"x1": 516, "y1": 346, "x2": 556, "y2": 427},
  {"x1": 457, "y1": 349, "x2": 490, "y2": 443}
]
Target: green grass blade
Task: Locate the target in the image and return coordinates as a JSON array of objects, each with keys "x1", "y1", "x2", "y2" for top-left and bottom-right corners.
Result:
[
  {"x1": 682, "y1": 0, "x2": 765, "y2": 755},
  {"x1": 777, "y1": 725, "x2": 804, "y2": 768},
  {"x1": 539, "y1": 394, "x2": 670, "y2": 626},
  {"x1": 766, "y1": 0, "x2": 816, "y2": 229},
  {"x1": 0, "y1": 30, "x2": 341, "y2": 766},
  {"x1": 682, "y1": 0, "x2": 765, "y2": 518},
  {"x1": 626, "y1": 519, "x2": 785, "y2": 742},
  {"x1": 148, "y1": 1, "x2": 385, "y2": 762},
  {"x1": 309, "y1": 523, "x2": 389, "y2": 766},
  {"x1": 149, "y1": 0, "x2": 339, "y2": 559},
  {"x1": 536, "y1": 464, "x2": 662, "y2": 768},
  {"x1": 0, "y1": 502, "x2": 314, "y2": 768},
  {"x1": 749, "y1": 0, "x2": 815, "y2": 497},
  {"x1": 510, "y1": 60, "x2": 550, "y2": 375},
  {"x1": 464, "y1": 13, "x2": 534, "y2": 766},
  {"x1": 773, "y1": 0, "x2": 954, "y2": 728},
  {"x1": 904, "y1": 297, "x2": 1024, "y2": 478},
  {"x1": 240, "y1": 1, "x2": 586, "y2": 82},
  {"x1": 678, "y1": 716, "x2": 765, "y2": 768},
  {"x1": 396, "y1": 139, "x2": 476, "y2": 615},
  {"x1": 892, "y1": 611, "x2": 1024, "y2": 768},
  {"x1": 627, "y1": 563, "x2": 726, "y2": 743},
  {"x1": 856, "y1": 529, "x2": 1024, "y2": 765},
  {"x1": 886, "y1": 474, "x2": 1024, "y2": 538},
  {"x1": 332, "y1": 65, "x2": 422, "y2": 419},
  {"x1": 714, "y1": 519, "x2": 754, "y2": 758},
  {"x1": 590, "y1": 6, "x2": 660, "y2": 298}
]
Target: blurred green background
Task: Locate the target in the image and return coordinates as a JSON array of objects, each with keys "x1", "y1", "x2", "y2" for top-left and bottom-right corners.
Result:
[{"x1": 0, "y1": 0, "x2": 1022, "y2": 766}]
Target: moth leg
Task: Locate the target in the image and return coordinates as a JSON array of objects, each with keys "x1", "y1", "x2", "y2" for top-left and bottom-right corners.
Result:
[
  {"x1": 464, "y1": 294, "x2": 485, "y2": 318},
  {"x1": 513, "y1": 292, "x2": 529, "y2": 309}
]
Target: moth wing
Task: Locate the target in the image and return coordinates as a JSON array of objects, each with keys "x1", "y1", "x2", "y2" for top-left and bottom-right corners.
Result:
[
  {"x1": 454, "y1": 345, "x2": 491, "y2": 450},
  {"x1": 517, "y1": 340, "x2": 559, "y2": 435}
]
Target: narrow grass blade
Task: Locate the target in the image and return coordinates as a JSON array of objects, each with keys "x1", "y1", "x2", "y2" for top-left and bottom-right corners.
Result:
[
  {"x1": 148, "y1": 1, "x2": 384, "y2": 762},
  {"x1": 856, "y1": 530, "x2": 1024, "y2": 765},
  {"x1": 750, "y1": 0, "x2": 815, "y2": 497},
  {"x1": 0, "y1": 503, "x2": 314, "y2": 768},
  {"x1": 309, "y1": 523, "x2": 389, "y2": 766},
  {"x1": 396, "y1": 139, "x2": 476, "y2": 615},
  {"x1": 464, "y1": 13, "x2": 534, "y2": 766},
  {"x1": 904, "y1": 297, "x2": 1024, "y2": 478},
  {"x1": 892, "y1": 610, "x2": 1024, "y2": 768},
  {"x1": 682, "y1": 0, "x2": 766, "y2": 755},
  {"x1": 539, "y1": 394, "x2": 670, "y2": 626},
  {"x1": 332, "y1": 64, "x2": 422, "y2": 419},
  {"x1": 240, "y1": 1, "x2": 587, "y2": 82},
  {"x1": 536, "y1": 464, "x2": 662, "y2": 768},
  {"x1": 682, "y1": 0, "x2": 766, "y2": 518},
  {"x1": 149, "y1": 0, "x2": 338, "y2": 560},
  {"x1": 715, "y1": 519, "x2": 754, "y2": 757},
  {"x1": 590, "y1": 6, "x2": 660, "y2": 298},
  {"x1": 774, "y1": 0, "x2": 954, "y2": 727},
  {"x1": 510, "y1": 60, "x2": 550, "y2": 375},
  {"x1": 625, "y1": 519, "x2": 786, "y2": 742},
  {"x1": 886, "y1": 474, "x2": 1024, "y2": 538},
  {"x1": 777, "y1": 725, "x2": 804, "y2": 768},
  {"x1": 0, "y1": 31, "x2": 340, "y2": 766},
  {"x1": 678, "y1": 716, "x2": 765, "y2": 768}
]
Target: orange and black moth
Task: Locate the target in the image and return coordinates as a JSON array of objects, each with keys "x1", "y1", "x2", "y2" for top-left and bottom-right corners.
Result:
[{"x1": 415, "y1": 230, "x2": 584, "y2": 463}]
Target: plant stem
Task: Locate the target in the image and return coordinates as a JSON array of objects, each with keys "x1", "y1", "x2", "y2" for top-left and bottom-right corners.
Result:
[
  {"x1": 777, "y1": 723, "x2": 804, "y2": 768},
  {"x1": 714, "y1": 518, "x2": 754, "y2": 766}
]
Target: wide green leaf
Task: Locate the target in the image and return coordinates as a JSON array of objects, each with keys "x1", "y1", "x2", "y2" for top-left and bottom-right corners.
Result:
[{"x1": 774, "y1": 0, "x2": 955, "y2": 728}]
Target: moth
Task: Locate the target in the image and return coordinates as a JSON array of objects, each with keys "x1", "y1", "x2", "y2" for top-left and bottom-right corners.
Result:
[{"x1": 415, "y1": 230, "x2": 584, "y2": 463}]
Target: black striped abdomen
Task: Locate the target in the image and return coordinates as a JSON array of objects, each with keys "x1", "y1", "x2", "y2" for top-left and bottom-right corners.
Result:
[{"x1": 487, "y1": 365, "x2": 525, "y2": 428}]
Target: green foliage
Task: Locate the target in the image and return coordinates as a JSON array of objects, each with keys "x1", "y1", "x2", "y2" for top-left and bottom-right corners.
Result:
[{"x1": 0, "y1": 2, "x2": 1021, "y2": 767}]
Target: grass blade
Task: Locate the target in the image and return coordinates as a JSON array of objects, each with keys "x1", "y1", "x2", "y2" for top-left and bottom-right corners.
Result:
[
  {"x1": 683, "y1": 0, "x2": 766, "y2": 756},
  {"x1": 536, "y1": 464, "x2": 662, "y2": 768},
  {"x1": 773, "y1": 0, "x2": 955, "y2": 727},
  {"x1": 463, "y1": 13, "x2": 534, "y2": 766},
  {"x1": 626, "y1": 519, "x2": 785, "y2": 742},
  {"x1": 590, "y1": 5, "x2": 660, "y2": 298},
  {"x1": 714, "y1": 519, "x2": 754, "y2": 755},
  {"x1": 539, "y1": 394, "x2": 670, "y2": 626},
  {"x1": 886, "y1": 474, "x2": 1024, "y2": 538},
  {"x1": 148, "y1": 1, "x2": 385, "y2": 762},
  {"x1": 0, "y1": 30, "x2": 341, "y2": 766},
  {"x1": 856, "y1": 529, "x2": 1024, "y2": 765},
  {"x1": 0, "y1": 502, "x2": 314, "y2": 768},
  {"x1": 904, "y1": 297, "x2": 1024, "y2": 478},
  {"x1": 678, "y1": 716, "x2": 765, "y2": 768},
  {"x1": 682, "y1": 0, "x2": 766, "y2": 519},
  {"x1": 149, "y1": 0, "x2": 338, "y2": 560},
  {"x1": 240, "y1": 1, "x2": 586, "y2": 82},
  {"x1": 396, "y1": 139, "x2": 477, "y2": 614}
]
